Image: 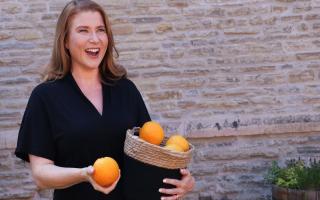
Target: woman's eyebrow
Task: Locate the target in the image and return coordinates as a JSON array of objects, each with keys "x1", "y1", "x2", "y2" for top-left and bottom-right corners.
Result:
[
  {"x1": 97, "y1": 25, "x2": 105, "y2": 28},
  {"x1": 76, "y1": 25, "x2": 105, "y2": 29},
  {"x1": 76, "y1": 25, "x2": 89, "y2": 29}
]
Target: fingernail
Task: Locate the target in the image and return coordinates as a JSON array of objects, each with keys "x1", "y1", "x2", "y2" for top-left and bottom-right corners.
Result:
[
  {"x1": 159, "y1": 189, "x2": 163, "y2": 192},
  {"x1": 88, "y1": 166, "x2": 94, "y2": 173}
]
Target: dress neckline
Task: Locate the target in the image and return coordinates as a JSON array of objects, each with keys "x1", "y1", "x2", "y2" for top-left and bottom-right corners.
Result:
[{"x1": 66, "y1": 72, "x2": 105, "y2": 117}]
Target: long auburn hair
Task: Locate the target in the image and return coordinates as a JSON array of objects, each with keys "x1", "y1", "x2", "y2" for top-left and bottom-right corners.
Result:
[{"x1": 44, "y1": 0, "x2": 126, "y2": 82}]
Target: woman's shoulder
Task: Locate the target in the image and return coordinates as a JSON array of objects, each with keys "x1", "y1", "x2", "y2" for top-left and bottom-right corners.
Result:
[
  {"x1": 30, "y1": 78, "x2": 66, "y2": 98},
  {"x1": 111, "y1": 77, "x2": 144, "y2": 99},
  {"x1": 114, "y1": 77, "x2": 138, "y2": 91}
]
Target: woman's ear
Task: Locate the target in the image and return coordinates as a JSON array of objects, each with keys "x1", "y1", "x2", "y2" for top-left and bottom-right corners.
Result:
[
  {"x1": 65, "y1": 36, "x2": 69, "y2": 49},
  {"x1": 65, "y1": 41, "x2": 69, "y2": 49}
]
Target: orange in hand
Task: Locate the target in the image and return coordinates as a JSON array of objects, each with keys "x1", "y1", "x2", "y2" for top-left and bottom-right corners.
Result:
[
  {"x1": 93, "y1": 157, "x2": 119, "y2": 187},
  {"x1": 139, "y1": 121, "x2": 164, "y2": 145},
  {"x1": 166, "y1": 135, "x2": 190, "y2": 152}
]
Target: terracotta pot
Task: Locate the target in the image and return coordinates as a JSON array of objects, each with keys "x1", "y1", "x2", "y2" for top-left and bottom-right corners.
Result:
[{"x1": 272, "y1": 185, "x2": 320, "y2": 200}]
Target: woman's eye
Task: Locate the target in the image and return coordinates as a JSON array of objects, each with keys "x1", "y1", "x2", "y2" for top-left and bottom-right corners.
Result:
[
  {"x1": 98, "y1": 28, "x2": 106, "y2": 32},
  {"x1": 78, "y1": 29, "x2": 88, "y2": 33}
]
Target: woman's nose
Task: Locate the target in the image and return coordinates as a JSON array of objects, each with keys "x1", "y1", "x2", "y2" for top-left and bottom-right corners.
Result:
[{"x1": 89, "y1": 32, "x2": 99, "y2": 43}]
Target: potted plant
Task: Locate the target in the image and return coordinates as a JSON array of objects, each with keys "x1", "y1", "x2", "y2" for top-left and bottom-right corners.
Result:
[{"x1": 265, "y1": 158, "x2": 320, "y2": 200}]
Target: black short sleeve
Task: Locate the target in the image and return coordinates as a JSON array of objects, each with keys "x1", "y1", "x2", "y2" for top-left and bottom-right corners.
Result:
[{"x1": 15, "y1": 85, "x2": 55, "y2": 162}]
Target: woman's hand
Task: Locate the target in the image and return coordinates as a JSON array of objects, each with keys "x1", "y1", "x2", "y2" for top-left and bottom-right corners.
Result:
[
  {"x1": 81, "y1": 166, "x2": 120, "y2": 195},
  {"x1": 159, "y1": 168, "x2": 195, "y2": 200}
]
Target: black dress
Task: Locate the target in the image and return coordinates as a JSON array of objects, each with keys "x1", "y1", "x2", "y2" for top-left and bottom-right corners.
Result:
[{"x1": 15, "y1": 73, "x2": 150, "y2": 200}]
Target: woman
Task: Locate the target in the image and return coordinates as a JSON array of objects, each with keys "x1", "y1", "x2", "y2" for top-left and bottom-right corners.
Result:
[{"x1": 15, "y1": 0, "x2": 194, "y2": 200}]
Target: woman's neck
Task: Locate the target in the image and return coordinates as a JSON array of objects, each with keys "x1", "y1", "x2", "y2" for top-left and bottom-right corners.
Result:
[{"x1": 71, "y1": 67, "x2": 101, "y2": 87}]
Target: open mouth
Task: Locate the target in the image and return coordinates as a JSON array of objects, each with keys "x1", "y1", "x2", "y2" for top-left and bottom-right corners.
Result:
[{"x1": 85, "y1": 48, "x2": 100, "y2": 57}]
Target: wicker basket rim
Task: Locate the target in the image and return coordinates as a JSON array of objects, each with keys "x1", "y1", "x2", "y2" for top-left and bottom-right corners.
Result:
[{"x1": 127, "y1": 127, "x2": 195, "y2": 154}]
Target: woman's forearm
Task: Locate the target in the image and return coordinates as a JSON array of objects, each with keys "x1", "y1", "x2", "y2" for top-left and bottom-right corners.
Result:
[
  {"x1": 29, "y1": 155, "x2": 88, "y2": 190},
  {"x1": 31, "y1": 163, "x2": 87, "y2": 189}
]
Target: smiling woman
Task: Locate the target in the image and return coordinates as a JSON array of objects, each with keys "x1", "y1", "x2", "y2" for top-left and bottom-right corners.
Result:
[{"x1": 14, "y1": 0, "x2": 194, "y2": 200}]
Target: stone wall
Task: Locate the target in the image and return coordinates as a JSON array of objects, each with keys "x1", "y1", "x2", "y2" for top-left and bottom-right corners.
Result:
[{"x1": 1, "y1": 0, "x2": 320, "y2": 199}]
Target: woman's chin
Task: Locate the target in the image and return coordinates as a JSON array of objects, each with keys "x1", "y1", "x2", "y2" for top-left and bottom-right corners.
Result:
[{"x1": 83, "y1": 61, "x2": 102, "y2": 70}]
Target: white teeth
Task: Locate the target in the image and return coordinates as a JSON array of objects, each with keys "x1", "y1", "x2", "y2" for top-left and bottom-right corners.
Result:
[{"x1": 86, "y1": 48, "x2": 99, "y2": 53}]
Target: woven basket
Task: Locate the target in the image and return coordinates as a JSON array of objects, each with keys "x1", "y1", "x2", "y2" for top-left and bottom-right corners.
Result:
[{"x1": 124, "y1": 127, "x2": 194, "y2": 169}]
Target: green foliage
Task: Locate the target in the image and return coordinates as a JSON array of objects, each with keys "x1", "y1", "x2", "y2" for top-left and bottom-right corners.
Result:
[
  {"x1": 265, "y1": 158, "x2": 320, "y2": 190},
  {"x1": 265, "y1": 161, "x2": 281, "y2": 184}
]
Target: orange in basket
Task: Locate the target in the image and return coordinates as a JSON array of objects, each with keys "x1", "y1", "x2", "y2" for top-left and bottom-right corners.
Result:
[
  {"x1": 166, "y1": 135, "x2": 190, "y2": 152},
  {"x1": 164, "y1": 143, "x2": 184, "y2": 152},
  {"x1": 139, "y1": 121, "x2": 164, "y2": 145}
]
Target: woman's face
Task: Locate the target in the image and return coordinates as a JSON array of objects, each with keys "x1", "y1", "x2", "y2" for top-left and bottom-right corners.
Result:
[{"x1": 66, "y1": 11, "x2": 108, "y2": 72}]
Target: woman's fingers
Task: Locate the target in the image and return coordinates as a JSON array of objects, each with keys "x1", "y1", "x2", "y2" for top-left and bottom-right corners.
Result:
[
  {"x1": 159, "y1": 182, "x2": 184, "y2": 200},
  {"x1": 92, "y1": 174, "x2": 120, "y2": 194},
  {"x1": 179, "y1": 168, "x2": 195, "y2": 192},
  {"x1": 87, "y1": 166, "x2": 94, "y2": 174},
  {"x1": 86, "y1": 168, "x2": 121, "y2": 195},
  {"x1": 180, "y1": 168, "x2": 190, "y2": 176},
  {"x1": 97, "y1": 177, "x2": 118, "y2": 194},
  {"x1": 163, "y1": 178, "x2": 182, "y2": 187},
  {"x1": 160, "y1": 194, "x2": 182, "y2": 200},
  {"x1": 98, "y1": 170, "x2": 121, "y2": 194},
  {"x1": 159, "y1": 187, "x2": 183, "y2": 195}
]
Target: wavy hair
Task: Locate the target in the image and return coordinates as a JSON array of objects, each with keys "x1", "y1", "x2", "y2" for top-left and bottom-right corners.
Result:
[{"x1": 44, "y1": 0, "x2": 126, "y2": 82}]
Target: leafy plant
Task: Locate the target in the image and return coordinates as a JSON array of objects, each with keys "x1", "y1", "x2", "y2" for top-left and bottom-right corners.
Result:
[{"x1": 265, "y1": 158, "x2": 320, "y2": 190}]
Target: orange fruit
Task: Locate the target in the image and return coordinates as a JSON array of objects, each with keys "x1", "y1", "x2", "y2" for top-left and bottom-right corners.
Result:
[
  {"x1": 139, "y1": 121, "x2": 164, "y2": 145},
  {"x1": 164, "y1": 143, "x2": 184, "y2": 152},
  {"x1": 166, "y1": 135, "x2": 189, "y2": 152},
  {"x1": 93, "y1": 157, "x2": 119, "y2": 187}
]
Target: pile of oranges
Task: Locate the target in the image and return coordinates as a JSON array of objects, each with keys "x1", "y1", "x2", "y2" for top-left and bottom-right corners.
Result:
[{"x1": 139, "y1": 121, "x2": 190, "y2": 152}]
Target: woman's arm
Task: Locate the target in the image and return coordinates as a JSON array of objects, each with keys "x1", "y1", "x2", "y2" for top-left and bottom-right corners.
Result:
[
  {"x1": 29, "y1": 154, "x2": 120, "y2": 194},
  {"x1": 29, "y1": 154, "x2": 87, "y2": 189}
]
